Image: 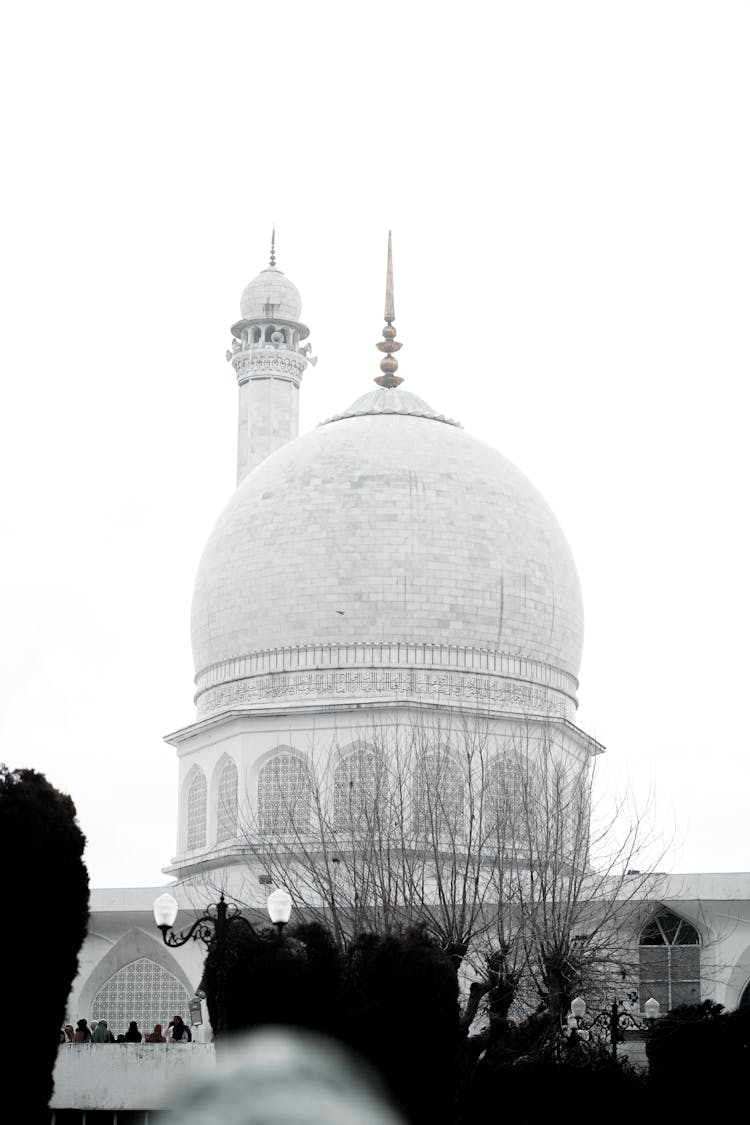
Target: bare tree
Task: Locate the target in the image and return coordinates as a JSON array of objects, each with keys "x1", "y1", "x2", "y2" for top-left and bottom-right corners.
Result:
[
  {"x1": 232, "y1": 713, "x2": 506, "y2": 961},
  {"x1": 496, "y1": 729, "x2": 668, "y2": 1023},
  {"x1": 216, "y1": 710, "x2": 669, "y2": 1035}
]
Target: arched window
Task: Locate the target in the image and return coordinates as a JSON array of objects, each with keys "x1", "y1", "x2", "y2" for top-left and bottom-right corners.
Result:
[
  {"x1": 486, "y1": 754, "x2": 523, "y2": 838},
  {"x1": 639, "y1": 908, "x2": 701, "y2": 1012},
  {"x1": 186, "y1": 770, "x2": 207, "y2": 850},
  {"x1": 216, "y1": 760, "x2": 238, "y2": 843},
  {"x1": 413, "y1": 751, "x2": 464, "y2": 839},
  {"x1": 333, "y1": 745, "x2": 383, "y2": 831},
  {"x1": 258, "y1": 752, "x2": 312, "y2": 835},
  {"x1": 92, "y1": 957, "x2": 192, "y2": 1040}
]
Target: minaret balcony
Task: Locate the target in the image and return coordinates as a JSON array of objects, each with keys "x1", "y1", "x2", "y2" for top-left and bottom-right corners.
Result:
[{"x1": 230, "y1": 346, "x2": 308, "y2": 387}]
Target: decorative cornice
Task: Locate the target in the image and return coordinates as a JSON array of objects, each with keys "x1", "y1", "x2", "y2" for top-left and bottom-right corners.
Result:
[
  {"x1": 165, "y1": 708, "x2": 601, "y2": 753},
  {"x1": 195, "y1": 641, "x2": 578, "y2": 695},
  {"x1": 193, "y1": 642, "x2": 580, "y2": 720},
  {"x1": 195, "y1": 668, "x2": 571, "y2": 720},
  {"x1": 232, "y1": 350, "x2": 307, "y2": 386}
]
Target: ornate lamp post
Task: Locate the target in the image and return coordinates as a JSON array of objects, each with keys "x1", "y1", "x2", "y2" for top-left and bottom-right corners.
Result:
[
  {"x1": 152, "y1": 889, "x2": 293, "y2": 1037},
  {"x1": 565, "y1": 995, "x2": 660, "y2": 1060}
]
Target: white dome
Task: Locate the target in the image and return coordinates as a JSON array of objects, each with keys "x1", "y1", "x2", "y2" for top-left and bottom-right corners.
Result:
[
  {"x1": 240, "y1": 267, "x2": 302, "y2": 321},
  {"x1": 191, "y1": 395, "x2": 584, "y2": 718},
  {"x1": 322, "y1": 387, "x2": 460, "y2": 426}
]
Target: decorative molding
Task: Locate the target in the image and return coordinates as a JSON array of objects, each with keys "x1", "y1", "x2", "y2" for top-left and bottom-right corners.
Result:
[
  {"x1": 195, "y1": 642, "x2": 578, "y2": 698},
  {"x1": 232, "y1": 350, "x2": 306, "y2": 386},
  {"x1": 196, "y1": 667, "x2": 569, "y2": 719}
]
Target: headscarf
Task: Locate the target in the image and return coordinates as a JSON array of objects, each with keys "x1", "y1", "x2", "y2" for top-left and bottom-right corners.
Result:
[
  {"x1": 92, "y1": 1020, "x2": 112, "y2": 1043},
  {"x1": 65, "y1": 1025, "x2": 75, "y2": 1042},
  {"x1": 172, "y1": 1015, "x2": 190, "y2": 1041}
]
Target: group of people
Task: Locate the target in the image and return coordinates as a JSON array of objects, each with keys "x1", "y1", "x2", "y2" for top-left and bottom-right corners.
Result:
[{"x1": 60, "y1": 1016, "x2": 193, "y2": 1044}]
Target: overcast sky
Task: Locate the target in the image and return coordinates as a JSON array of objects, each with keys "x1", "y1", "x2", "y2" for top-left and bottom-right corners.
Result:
[{"x1": 1, "y1": 2, "x2": 748, "y2": 888}]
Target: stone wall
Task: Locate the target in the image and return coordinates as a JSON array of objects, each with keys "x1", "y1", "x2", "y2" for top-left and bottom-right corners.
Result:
[{"x1": 50, "y1": 1043, "x2": 216, "y2": 1110}]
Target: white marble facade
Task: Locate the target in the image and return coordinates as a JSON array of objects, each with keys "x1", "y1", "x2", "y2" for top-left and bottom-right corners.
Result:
[
  {"x1": 70, "y1": 246, "x2": 750, "y2": 1061},
  {"x1": 191, "y1": 400, "x2": 584, "y2": 719}
]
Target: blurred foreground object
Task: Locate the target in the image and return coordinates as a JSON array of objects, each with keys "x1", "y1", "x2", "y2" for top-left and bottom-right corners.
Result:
[{"x1": 159, "y1": 1026, "x2": 408, "y2": 1125}]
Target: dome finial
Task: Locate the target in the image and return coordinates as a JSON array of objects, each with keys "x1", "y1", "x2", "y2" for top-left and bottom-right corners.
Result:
[
  {"x1": 269, "y1": 225, "x2": 276, "y2": 267},
  {"x1": 384, "y1": 229, "x2": 395, "y2": 323},
  {"x1": 375, "y1": 230, "x2": 403, "y2": 388}
]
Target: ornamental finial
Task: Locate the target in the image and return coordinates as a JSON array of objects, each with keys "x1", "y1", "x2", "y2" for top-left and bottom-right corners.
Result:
[
  {"x1": 375, "y1": 231, "x2": 403, "y2": 388},
  {"x1": 269, "y1": 225, "x2": 276, "y2": 267}
]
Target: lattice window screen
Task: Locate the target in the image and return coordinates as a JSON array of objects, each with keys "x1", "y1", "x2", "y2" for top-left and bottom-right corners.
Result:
[
  {"x1": 413, "y1": 752, "x2": 464, "y2": 837},
  {"x1": 187, "y1": 771, "x2": 207, "y2": 850},
  {"x1": 333, "y1": 745, "x2": 382, "y2": 830},
  {"x1": 258, "y1": 753, "x2": 312, "y2": 834},
  {"x1": 217, "y1": 760, "x2": 238, "y2": 843},
  {"x1": 91, "y1": 957, "x2": 192, "y2": 1039},
  {"x1": 487, "y1": 754, "x2": 523, "y2": 834}
]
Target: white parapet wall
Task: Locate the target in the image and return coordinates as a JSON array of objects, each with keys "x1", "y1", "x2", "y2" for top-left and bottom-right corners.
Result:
[{"x1": 51, "y1": 1044, "x2": 216, "y2": 1110}]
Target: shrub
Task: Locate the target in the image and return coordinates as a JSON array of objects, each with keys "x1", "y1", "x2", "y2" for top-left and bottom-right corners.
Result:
[{"x1": 0, "y1": 766, "x2": 89, "y2": 1121}]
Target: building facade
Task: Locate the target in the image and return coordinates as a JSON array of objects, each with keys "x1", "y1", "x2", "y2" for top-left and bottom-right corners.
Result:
[{"x1": 58, "y1": 240, "x2": 750, "y2": 1108}]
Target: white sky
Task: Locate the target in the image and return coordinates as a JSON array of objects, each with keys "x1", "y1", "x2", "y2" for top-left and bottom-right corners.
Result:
[{"x1": 1, "y1": 2, "x2": 748, "y2": 888}]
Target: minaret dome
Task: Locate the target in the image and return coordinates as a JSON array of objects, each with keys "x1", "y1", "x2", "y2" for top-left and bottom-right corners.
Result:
[{"x1": 240, "y1": 266, "x2": 302, "y2": 322}]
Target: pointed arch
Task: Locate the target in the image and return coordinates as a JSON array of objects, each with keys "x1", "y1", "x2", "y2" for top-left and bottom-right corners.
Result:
[
  {"x1": 257, "y1": 749, "x2": 313, "y2": 835},
  {"x1": 639, "y1": 907, "x2": 701, "y2": 1012},
  {"x1": 486, "y1": 752, "x2": 523, "y2": 837},
  {"x1": 413, "y1": 746, "x2": 465, "y2": 839},
  {"x1": 216, "y1": 758, "x2": 238, "y2": 843},
  {"x1": 92, "y1": 957, "x2": 193, "y2": 1040},
  {"x1": 186, "y1": 768, "x2": 207, "y2": 850},
  {"x1": 76, "y1": 928, "x2": 196, "y2": 1037},
  {"x1": 332, "y1": 742, "x2": 384, "y2": 831}
]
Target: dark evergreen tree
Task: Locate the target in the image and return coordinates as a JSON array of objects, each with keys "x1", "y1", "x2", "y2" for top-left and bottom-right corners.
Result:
[
  {"x1": 0, "y1": 766, "x2": 89, "y2": 1121},
  {"x1": 646, "y1": 999, "x2": 750, "y2": 1113},
  {"x1": 341, "y1": 928, "x2": 460, "y2": 1125},
  {"x1": 203, "y1": 921, "x2": 459, "y2": 1125},
  {"x1": 202, "y1": 920, "x2": 343, "y2": 1039}
]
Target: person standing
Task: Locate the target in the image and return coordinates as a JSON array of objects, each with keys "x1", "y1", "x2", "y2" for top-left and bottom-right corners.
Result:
[
  {"x1": 92, "y1": 1020, "x2": 115, "y2": 1043},
  {"x1": 124, "y1": 1020, "x2": 142, "y2": 1043},
  {"x1": 74, "y1": 1019, "x2": 91, "y2": 1044}
]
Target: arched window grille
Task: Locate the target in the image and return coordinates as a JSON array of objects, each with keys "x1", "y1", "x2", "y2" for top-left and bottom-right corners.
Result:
[
  {"x1": 92, "y1": 957, "x2": 192, "y2": 1040},
  {"x1": 258, "y1": 753, "x2": 312, "y2": 835},
  {"x1": 639, "y1": 908, "x2": 701, "y2": 1012},
  {"x1": 216, "y1": 760, "x2": 238, "y2": 843},
  {"x1": 186, "y1": 771, "x2": 207, "y2": 850},
  {"x1": 413, "y1": 751, "x2": 464, "y2": 839},
  {"x1": 333, "y1": 745, "x2": 383, "y2": 831},
  {"x1": 486, "y1": 754, "x2": 523, "y2": 837}
]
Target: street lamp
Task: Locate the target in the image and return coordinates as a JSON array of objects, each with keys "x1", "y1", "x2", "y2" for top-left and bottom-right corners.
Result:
[
  {"x1": 152, "y1": 888, "x2": 293, "y2": 1037},
  {"x1": 565, "y1": 995, "x2": 660, "y2": 1060}
]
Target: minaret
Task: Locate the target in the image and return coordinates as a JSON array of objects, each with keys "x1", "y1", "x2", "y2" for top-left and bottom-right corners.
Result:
[{"x1": 227, "y1": 230, "x2": 316, "y2": 483}]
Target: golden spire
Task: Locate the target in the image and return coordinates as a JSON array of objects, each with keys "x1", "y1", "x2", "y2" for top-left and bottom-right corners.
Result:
[
  {"x1": 269, "y1": 225, "x2": 276, "y2": 267},
  {"x1": 375, "y1": 231, "x2": 403, "y2": 388}
]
